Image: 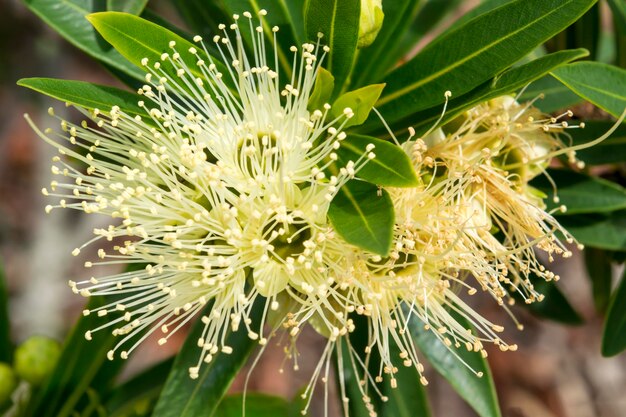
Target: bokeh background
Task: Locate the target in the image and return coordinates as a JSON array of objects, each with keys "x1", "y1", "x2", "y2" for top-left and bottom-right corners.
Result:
[{"x1": 1, "y1": 1, "x2": 625, "y2": 416}]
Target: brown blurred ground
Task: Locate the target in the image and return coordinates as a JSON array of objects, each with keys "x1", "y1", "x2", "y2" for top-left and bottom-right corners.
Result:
[{"x1": 1, "y1": 1, "x2": 625, "y2": 417}]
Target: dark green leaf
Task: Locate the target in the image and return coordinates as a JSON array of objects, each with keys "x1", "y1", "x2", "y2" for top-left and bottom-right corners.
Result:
[
  {"x1": 569, "y1": 121, "x2": 626, "y2": 165},
  {"x1": 558, "y1": 210, "x2": 626, "y2": 251},
  {"x1": 518, "y1": 75, "x2": 583, "y2": 112},
  {"x1": 446, "y1": 0, "x2": 514, "y2": 33},
  {"x1": 0, "y1": 259, "x2": 11, "y2": 363},
  {"x1": 304, "y1": 0, "x2": 360, "y2": 97},
  {"x1": 551, "y1": 61, "x2": 626, "y2": 118},
  {"x1": 328, "y1": 181, "x2": 394, "y2": 256},
  {"x1": 17, "y1": 78, "x2": 146, "y2": 119},
  {"x1": 602, "y1": 269, "x2": 626, "y2": 356},
  {"x1": 151, "y1": 300, "x2": 262, "y2": 417},
  {"x1": 308, "y1": 67, "x2": 335, "y2": 112},
  {"x1": 395, "y1": 49, "x2": 588, "y2": 137},
  {"x1": 531, "y1": 169, "x2": 626, "y2": 215},
  {"x1": 215, "y1": 393, "x2": 295, "y2": 417},
  {"x1": 411, "y1": 314, "x2": 502, "y2": 417},
  {"x1": 87, "y1": 12, "x2": 231, "y2": 91},
  {"x1": 22, "y1": 0, "x2": 143, "y2": 81},
  {"x1": 105, "y1": 357, "x2": 174, "y2": 417},
  {"x1": 107, "y1": 0, "x2": 149, "y2": 15},
  {"x1": 336, "y1": 134, "x2": 418, "y2": 187},
  {"x1": 373, "y1": 0, "x2": 596, "y2": 125},
  {"x1": 522, "y1": 276, "x2": 583, "y2": 325},
  {"x1": 584, "y1": 248, "x2": 613, "y2": 314},
  {"x1": 331, "y1": 84, "x2": 386, "y2": 129},
  {"x1": 23, "y1": 297, "x2": 124, "y2": 417},
  {"x1": 337, "y1": 336, "x2": 375, "y2": 417},
  {"x1": 172, "y1": 0, "x2": 231, "y2": 38}
]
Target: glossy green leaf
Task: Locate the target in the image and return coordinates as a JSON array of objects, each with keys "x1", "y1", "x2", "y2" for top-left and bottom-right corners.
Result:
[
  {"x1": 531, "y1": 169, "x2": 626, "y2": 215},
  {"x1": 522, "y1": 275, "x2": 583, "y2": 325},
  {"x1": 373, "y1": 0, "x2": 596, "y2": 125},
  {"x1": 552, "y1": 61, "x2": 626, "y2": 118},
  {"x1": 107, "y1": 0, "x2": 149, "y2": 15},
  {"x1": 172, "y1": 0, "x2": 231, "y2": 38},
  {"x1": 336, "y1": 134, "x2": 418, "y2": 187},
  {"x1": 396, "y1": 49, "x2": 588, "y2": 137},
  {"x1": 308, "y1": 67, "x2": 335, "y2": 112},
  {"x1": 568, "y1": 121, "x2": 626, "y2": 165},
  {"x1": 518, "y1": 75, "x2": 583, "y2": 112},
  {"x1": 105, "y1": 357, "x2": 173, "y2": 417},
  {"x1": 88, "y1": 12, "x2": 231, "y2": 90},
  {"x1": 304, "y1": 0, "x2": 360, "y2": 97},
  {"x1": 558, "y1": 210, "x2": 626, "y2": 251},
  {"x1": 584, "y1": 248, "x2": 613, "y2": 314},
  {"x1": 337, "y1": 333, "x2": 376, "y2": 417},
  {"x1": 23, "y1": 297, "x2": 124, "y2": 417},
  {"x1": 18, "y1": 78, "x2": 146, "y2": 119},
  {"x1": 22, "y1": 0, "x2": 143, "y2": 81},
  {"x1": 602, "y1": 269, "x2": 626, "y2": 356},
  {"x1": 331, "y1": 84, "x2": 385, "y2": 128},
  {"x1": 151, "y1": 300, "x2": 262, "y2": 417},
  {"x1": 411, "y1": 314, "x2": 502, "y2": 417},
  {"x1": 0, "y1": 260, "x2": 11, "y2": 363},
  {"x1": 328, "y1": 180, "x2": 394, "y2": 256},
  {"x1": 216, "y1": 393, "x2": 295, "y2": 417},
  {"x1": 446, "y1": 0, "x2": 514, "y2": 33}
]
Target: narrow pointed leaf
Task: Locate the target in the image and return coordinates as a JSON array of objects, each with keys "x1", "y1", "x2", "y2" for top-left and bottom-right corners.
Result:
[
  {"x1": 107, "y1": 0, "x2": 149, "y2": 15},
  {"x1": 531, "y1": 169, "x2": 626, "y2": 215},
  {"x1": 568, "y1": 121, "x2": 626, "y2": 165},
  {"x1": 373, "y1": 0, "x2": 596, "y2": 126},
  {"x1": 551, "y1": 61, "x2": 626, "y2": 118},
  {"x1": 18, "y1": 78, "x2": 146, "y2": 119},
  {"x1": 308, "y1": 67, "x2": 335, "y2": 112},
  {"x1": 304, "y1": 0, "x2": 360, "y2": 97},
  {"x1": 336, "y1": 134, "x2": 418, "y2": 187},
  {"x1": 584, "y1": 248, "x2": 613, "y2": 314},
  {"x1": 151, "y1": 300, "x2": 262, "y2": 417},
  {"x1": 558, "y1": 211, "x2": 626, "y2": 251},
  {"x1": 22, "y1": 0, "x2": 143, "y2": 81},
  {"x1": 331, "y1": 84, "x2": 385, "y2": 128},
  {"x1": 410, "y1": 314, "x2": 502, "y2": 417},
  {"x1": 328, "y1": 181, "x2": 394, "y2": 256},
  {"x1": 0, "y1": 260, "x2": 11, "y2": 362},
  {"x1": 518, "y1": 75, "x2": 583, "y2": 112},
  {"x1": 602, "y1": 270, "x2": 626, "y2": 356}
]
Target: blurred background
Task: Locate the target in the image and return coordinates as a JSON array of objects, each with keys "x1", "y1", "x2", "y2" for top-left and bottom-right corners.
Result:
[{"x1": 1, "y1": 0, "x2": 625, "y2": 416}]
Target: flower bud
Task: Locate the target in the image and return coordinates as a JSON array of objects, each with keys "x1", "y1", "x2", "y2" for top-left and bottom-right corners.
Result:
[
  {"x1": 358, "y1": 0, "x2": 384, "y2": 48},
  {"x1": 0, "y1": 362, "x2": 17, "y2": 405},
  {"x1": 14, "y1": 336, "x2": 61, "y2": 386}
]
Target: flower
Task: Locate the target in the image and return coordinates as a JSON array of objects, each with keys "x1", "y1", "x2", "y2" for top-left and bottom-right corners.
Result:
[
  {"x1": 358, "y1": 0, "x2": 385, "y2": 48},
  {"x1": 28, "y1": 10, "x2": 373, "y2": 378}
]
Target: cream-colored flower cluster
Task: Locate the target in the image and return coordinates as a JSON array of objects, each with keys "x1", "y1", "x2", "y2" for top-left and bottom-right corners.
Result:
[{"x1": 30, "y1": 10, "x2": 581, "y2": 416}]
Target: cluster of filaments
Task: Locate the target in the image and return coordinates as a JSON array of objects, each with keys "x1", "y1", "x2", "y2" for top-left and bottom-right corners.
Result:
[
  {"x1": 33, "y1": 11, "x2": 376, "y2": 383},
  {"x1": 31, "y1": 10, "x2": 586, "y2": 417}
]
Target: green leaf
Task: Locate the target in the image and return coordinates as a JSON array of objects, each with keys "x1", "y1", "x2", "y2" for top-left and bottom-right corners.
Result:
[
  {"x1": 584, "y1": 248, "x2": 613, "y2": 314},
  {"x1": 446, "y1": 0, "x2": 514, "y2": 33},
  {"x1": 397, "y1": 49, "x2": 588, "y2": 137},
  {"x1": 0, "y1": 259, "x2": 11, "y2": 363},
  {"x1": 216, "y1": 393, "x2": 296, "y2": 417},
  {"x1": 22, "y1": 0, "x2": 144, "y2": 81},
  {"x1": 558, "y1": 210, "x2": 626, "y2": 251},
  {"x1": 172, "y1": 0, "x2": 231, "y2": 38},
  {"x1": 336, "y1": 134, "x2": 418, "y2": 187},
  {"x1": 18, "y1": 78, "x2": 146, "y2": 119},
  {"x1": 602, "y1": 269, "x2": 626, "y2": 356},
  {"x1": 151, "y1": 300, "x2": 262, "y2": 417},
  {"x1": 105, "y1": 357, "x2": 174, "y2": 417},
  {"x1": 411, "y1": 314, "x2": 502, "y2": 417},
  {"x1": 304, "y1": 0, "x2": 360, "y2": 97},
  {"x1": 331, "y1": 84, "x2": 385, "y2": 129},
  {"x1": 551, "y1": 61, "x2": 626, "y2": 118},
  {"x1": 522, "y1": 276, "x2": 583, "y2": 325},
  {"x1": 531, "y1": 169, "x2": 626, "y2": 215},
  {"x1": 373, "y1": 0, "x2": 596, "y2": 126},
  {"x1": 87, "y1": 12, "x2": 231, "y2": 91},
  {"x1": 308, "y1": 67, "x2": 335, "y2": 112},
  {"x1": 568, "y1": 121, "x2": 626, "y2": 165},
  {"x1": 518, "y1": 75, "x2": 583, "y2": 112},
  {"x1": 107, "y1": 0, "x2": 149, "y2": 15},
  {"x1": 23, "y1": 297, "x2": 124, "y2": 417},
  {"x1": 328, "y1": 181, "x2": 394, "y2": 256}
]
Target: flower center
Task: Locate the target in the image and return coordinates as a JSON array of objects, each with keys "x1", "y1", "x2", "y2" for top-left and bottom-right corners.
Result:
[{"x1": 262, "y1": 215, "x2": 312, "y2": 260}]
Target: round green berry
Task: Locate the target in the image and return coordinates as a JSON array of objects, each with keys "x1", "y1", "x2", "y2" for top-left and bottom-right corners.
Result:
[{"x1": 14, "y1": 336, "x2": 61, "y2": 386}]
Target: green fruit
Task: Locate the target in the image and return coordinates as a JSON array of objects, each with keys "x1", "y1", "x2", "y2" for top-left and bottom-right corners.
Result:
[
  {"x1": 0, "y1": 362, "x2": 17, "y2": 405},
  {"x1": 14, "y1": 336, "x2": 61, "y2": 386}
]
